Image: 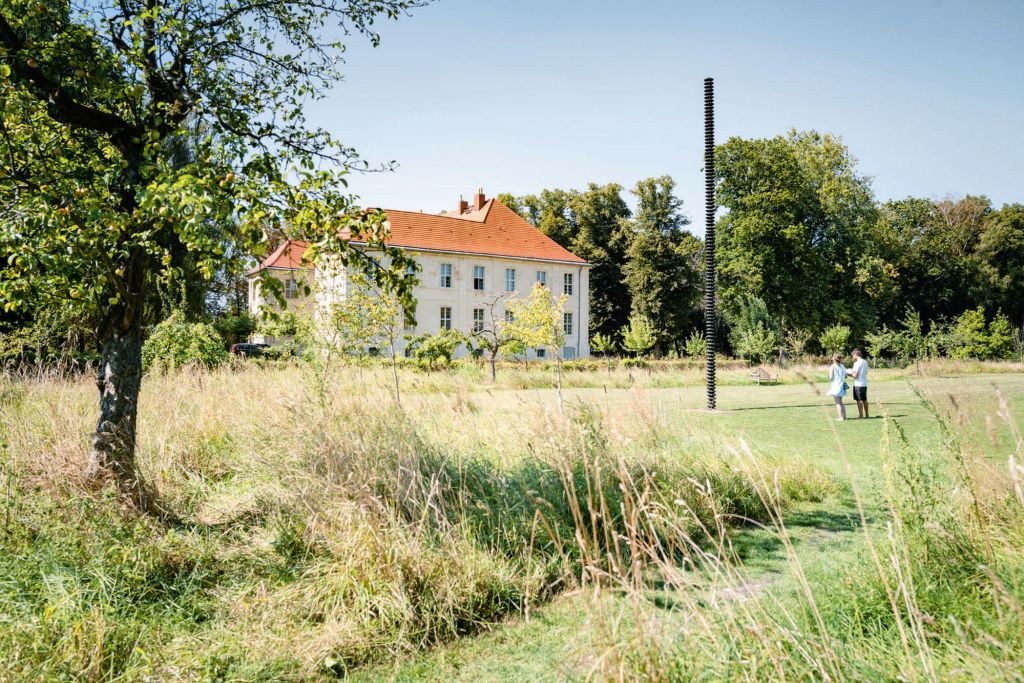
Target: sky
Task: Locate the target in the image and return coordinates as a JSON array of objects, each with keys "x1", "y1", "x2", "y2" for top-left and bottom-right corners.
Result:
[{"x1": 310, "y1": 0, "x2": 1024, "y2": 230}]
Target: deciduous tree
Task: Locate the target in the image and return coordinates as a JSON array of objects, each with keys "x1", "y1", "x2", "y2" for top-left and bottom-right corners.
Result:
[
  {"x1": 590, "y1": 332, "x2": 616, "y2": 377},
  {"x1": 470, "y1": 293, "x2": 523, "y2": 383},
  {"x1": 620, "y1": 313, "x2": 655, "y2": 358},
  {"x1": 715, "y1": 131, "x2": 882, "y2": 339},
  {"x1": 506, "y1": 283, "x2": 567, "y2": 410},
  {"x1": 0, "y1": 0, "x2": 422, "y2": 509},
  {"x1": 619, "y1": 176, "x2": 701, "y2": 354},
  {"x1": 507, "y1": 184, "x2": 633, "y2": 340},
  {"x1": 977, "y1": 203, "x2": 1024, "y2": 324}
]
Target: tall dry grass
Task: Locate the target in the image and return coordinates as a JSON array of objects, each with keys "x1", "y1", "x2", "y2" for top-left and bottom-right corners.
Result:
[{"x1": 0, "y1": 364, "x2": 843, "y2": 680}]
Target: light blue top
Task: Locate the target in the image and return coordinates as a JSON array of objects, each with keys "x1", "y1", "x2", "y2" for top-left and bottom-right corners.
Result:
[{"x1": 827, "y1": 363, "x2": 847, "y2": 397}]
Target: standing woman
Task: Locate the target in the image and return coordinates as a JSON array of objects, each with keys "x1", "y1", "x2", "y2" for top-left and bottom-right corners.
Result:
[{"x1": 827, "y1": 352, "x2": 848, "y2": 421}]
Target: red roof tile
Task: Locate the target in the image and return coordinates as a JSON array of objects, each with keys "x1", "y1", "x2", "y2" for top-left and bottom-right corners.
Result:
[
  {"x1": 250, "y1": 198, "x2": 587, "y2": 273},
  {"x1": 380, "y1": 200, "x2": 586, "y2": 264},
  {"x1": 249, "y1": 239, "x2": 310, "y2": 274}
]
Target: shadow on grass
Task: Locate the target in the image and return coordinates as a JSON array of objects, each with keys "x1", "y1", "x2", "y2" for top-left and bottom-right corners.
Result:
[
  {"x1": 730, "y1": 527, "x2": 785, "y2": 563},
  {"x1": 727, "y1": 506, "x2": 870, "y2": 567},
  {"x1": 784, "y1": 507, "x2": 868, "y2": 532},
  {"x1": 732, "y1": 403, "x2": 912, "y2": 414}
]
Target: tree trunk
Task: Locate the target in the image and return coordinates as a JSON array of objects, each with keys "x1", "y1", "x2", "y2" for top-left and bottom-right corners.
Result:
[
  {"x1": 489, "y1": 352, "x2": 497, "y2": 383},
  {"x1": 87, "y1": 312, "x2": 151, "y2": 508},
  {"x1": 555, "y1": 353, "x2": 563, "y2": 413},
  {"x1": 390, "y1": 347, "x2": 402, "y2": 407}
]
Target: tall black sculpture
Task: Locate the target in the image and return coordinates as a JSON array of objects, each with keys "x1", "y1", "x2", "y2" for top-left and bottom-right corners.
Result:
[{"x1": 704, "y1": 77, "x2": 717, "y2": 410}]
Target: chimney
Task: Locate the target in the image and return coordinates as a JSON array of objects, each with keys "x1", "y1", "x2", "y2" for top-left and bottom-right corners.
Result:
[
  {"x1": 457, "y1": 195, "x2": 468, "y2": 214},
  {"x1": 473, "y1": 187, "x2": 486, "y2": 211}
]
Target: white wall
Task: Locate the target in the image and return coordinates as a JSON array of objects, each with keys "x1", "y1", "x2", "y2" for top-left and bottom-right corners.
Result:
[
  {"x1": 247, "y1": 267, "x2": 315, "y2": 345},
  {"x1": 248, "y1": 250, "x2": 591, "y2": 359},
  {"x1": 397, "y1": 250, "x2": 590, "y2": 360}
]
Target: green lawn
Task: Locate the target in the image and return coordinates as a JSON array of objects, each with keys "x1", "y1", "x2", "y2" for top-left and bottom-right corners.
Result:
[{"x1": 357, "y1": 371, "x2": 1024, "y2": 681}]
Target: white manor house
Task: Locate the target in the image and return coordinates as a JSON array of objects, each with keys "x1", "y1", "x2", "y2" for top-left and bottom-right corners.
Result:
[{"x1": 247, "y1": 189, "x2": 591, "y2": 360}]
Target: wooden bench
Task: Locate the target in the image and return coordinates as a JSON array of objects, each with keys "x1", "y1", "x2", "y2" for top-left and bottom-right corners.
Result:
[{"x1": 750, "y1": 367, "x2": 778, "y2": 385}]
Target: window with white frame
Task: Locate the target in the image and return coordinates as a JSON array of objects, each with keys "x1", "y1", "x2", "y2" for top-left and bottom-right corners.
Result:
[
  {"x1": 505, "y1": 268, "x2": 516, "y2": 292},
  {"x1": 472, "y1": 308, "x2": 484, "y2": 333},
  {"x1": 403, "y1": 315, "x2": 415, "y2": 332},
  {"x1": 439, "y1": 263, "x2": 453, "y2": 288},
  {"x1": 504, "y1": 310, "x2": 514, "y2": 323},
  {"x1": 284, "y1": 277, "x2": 299, "y2": 299},
  {"x1": 440, "y1": 306, "x2": 452, "y2": 330},
  {"x1": 536, "y1": 270, "x2": 547, "y2": 287},
  {"x1": 563, "y1": 273, "x2": 573, "y2": 296},
  {"x1": 406, "y1": 261, "x2": 417, "y2": 276},
  {"x1": 563, "y1": 312, "x2": 573, "y2": 336},
  {"x1": 473, "y1": 265, "x2": 485, "y2": 291},
  {"x1": 536, "y1": 348, "x2": 547, "y2": 359}
]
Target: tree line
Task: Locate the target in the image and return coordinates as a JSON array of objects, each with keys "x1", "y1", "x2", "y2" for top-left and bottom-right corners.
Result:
[{"x1": 500, "y1": 130, "x2": 1024, "y2": 361}]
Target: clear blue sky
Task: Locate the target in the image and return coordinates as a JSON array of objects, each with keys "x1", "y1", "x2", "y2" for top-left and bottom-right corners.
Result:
[{"x1": 311, "y1": 0, "x2": 1024, "y2": 229}]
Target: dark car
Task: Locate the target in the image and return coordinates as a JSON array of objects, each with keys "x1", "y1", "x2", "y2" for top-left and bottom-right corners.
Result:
[{"x1": 230, "y1": 343, "x2": 270, "y2": 357}]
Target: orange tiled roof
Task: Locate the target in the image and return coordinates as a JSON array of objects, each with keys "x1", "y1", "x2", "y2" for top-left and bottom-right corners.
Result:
[
  {"x1": 378, "y1": 200, "x2": 586, "y2": 264},
  {"x1": 252, "y1": 198, "x2": 587, "y2": 271},
  {"x1": 253, "y1": 239, "x2": 309, "y2": 272}
]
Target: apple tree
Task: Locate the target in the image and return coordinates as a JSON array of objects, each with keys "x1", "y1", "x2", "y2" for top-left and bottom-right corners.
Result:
[{"x1": 0, "y1": 0, "x2": 423, "y2": 510}]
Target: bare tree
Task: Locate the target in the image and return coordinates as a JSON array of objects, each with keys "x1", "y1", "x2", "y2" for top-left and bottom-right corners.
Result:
[{"x1": 470, "y1": 293, "x2": 525, "y2": 383}]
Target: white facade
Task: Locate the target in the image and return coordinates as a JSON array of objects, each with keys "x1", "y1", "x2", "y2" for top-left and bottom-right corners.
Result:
[
  {"x1": 248, "y1": 248, "x2": 591, "y2": 359},
  {"x1": 396, "y1": 249, "x2": 590, "y2": 360}
]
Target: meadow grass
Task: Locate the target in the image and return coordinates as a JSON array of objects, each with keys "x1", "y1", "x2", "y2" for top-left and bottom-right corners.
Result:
[{"x1": 1, "y1": 362, "x2": 1022, "y2": 681}]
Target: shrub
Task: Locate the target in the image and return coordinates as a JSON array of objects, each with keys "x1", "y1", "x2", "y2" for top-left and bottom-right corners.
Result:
[
  {"x1": 405, "y1": 330, "x2": 464, "y2": 370},
  {"x1": 590, "y1": 332, "x2": 616, "y2": 357},
  {"x1": 949, "y1": 306, "x2": 988, "y2": 359},
  {"x1": 899, "y1": 308, "x2": 940, "y2": 360},
  {"x1": 256, "y1": 310, "x2": 304, "y2": 340},
  {"x1": 818, "y1": 324, "x2": 851, "y2": 354},
  {"x1": 864, "y1": 325, "x2": 898, "y2": 359},
  {"x1": 986, "y1": 310, "x2": 1014, "y2": 360},
  {"x1": 213, "y1": 313, "x2": 257, "y2": 346},
  {"x1": 142, "y1": 312, "x2": 228, "y2": 371},
  {"x1": 728, "y1": 297, "x2": 780, "y2": 363},
  {"x1": 783, "y1": 326, "x2": 813, "y2": 358},
  {"x1": 561, "y1": 359, "x2": 599, "y2": 372},
  {"x1": 865, "y1": 308, "x2": 940, "y2": 362},
  {"x1": 734, "y1": 323, "x2": 779, "y2": 364},
  {"x1": 948, "y1": 307, "x2": 1015, "y2": 360},
  {"x1": 683, "y1": 329, "x2": 706, "y2": 358},
  {"x1": 620, "y1": 314, "x2": 656, "y2": 357}
]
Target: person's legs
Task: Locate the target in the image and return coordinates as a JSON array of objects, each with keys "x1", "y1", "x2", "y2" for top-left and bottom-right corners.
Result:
[
  {"x1": 834, "y1": 396, "x2": 846, "y2": 420},
  {"x1": 853, "y1": 386, "x2": 868, "y2": 418}
]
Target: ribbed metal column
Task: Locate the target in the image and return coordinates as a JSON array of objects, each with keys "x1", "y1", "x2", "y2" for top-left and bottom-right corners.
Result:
[{"x1": 703, "y1": 77, "x2": 717, "y2": 410}]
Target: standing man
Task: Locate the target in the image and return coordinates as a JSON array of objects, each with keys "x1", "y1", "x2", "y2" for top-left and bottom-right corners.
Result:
[{"x1": 848, "y1": 348, "x2": 869, "y2": 419}]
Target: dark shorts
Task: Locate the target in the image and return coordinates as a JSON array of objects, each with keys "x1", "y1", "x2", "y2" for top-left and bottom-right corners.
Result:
[{"x1": 853, "y1": 386, "x2": 867, "y2": 402}]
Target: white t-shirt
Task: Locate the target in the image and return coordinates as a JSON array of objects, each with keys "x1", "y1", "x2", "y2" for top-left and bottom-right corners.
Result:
[{"x1": 851, "y1": 358, "x2": 869, "y2": 387}]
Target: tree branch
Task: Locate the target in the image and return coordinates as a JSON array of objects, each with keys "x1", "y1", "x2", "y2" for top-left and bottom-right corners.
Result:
[{"x1": 0, "y1": 14, "x2": 138, "y2": 149}]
